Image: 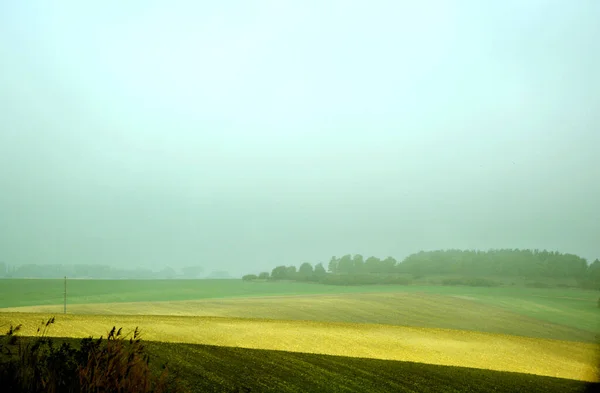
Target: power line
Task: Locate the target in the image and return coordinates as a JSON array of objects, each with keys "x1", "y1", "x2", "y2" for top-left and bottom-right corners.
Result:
[{"x1": 64, "y1": 276, "x2": 67, "y2": 314}]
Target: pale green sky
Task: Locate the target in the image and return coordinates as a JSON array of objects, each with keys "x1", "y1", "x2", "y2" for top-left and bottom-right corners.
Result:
[{"x1": 1, "y1": 1, "x2": 598, "y2": 275}]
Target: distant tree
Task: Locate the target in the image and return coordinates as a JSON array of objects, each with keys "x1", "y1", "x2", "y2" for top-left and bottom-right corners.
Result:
[
  {"x1": 298, "y1": 262, "x2": 314, "y2": 280},
  {"x1": 586, "y1": 259, "x2": 600, "y2": 290},
  {"x1": 365, "y1": 257, "x2": 381, "y2": 273},
  {"x1": 314, "y1": 263, "x2": 327, "y2": 277},
  {"x1": 181, "y1": 265, "x2": 204, "y2": 278},
  {"x1": 381, "y1": 257, "x2": 397, "y2": 273},
  {"x1": 271, "y1": 265, "x2": 288, "y2": 280},
  {"x1": 285, "y1": 265, "x2": 297, "y2": 279},
  {"x1": 589, "y1": 259, "x2": 600, "y2": 279},
  {"x1": 337, "y1": 254, "x2": 353, "y2": 274},
  {"x1": 352, "y1": 254, "x2": 365, "y2": 274},
  {"x1": 132, "y1": 267, "x2": 154, "y2": 279},
  {"x1": 159, "y1": 266, "x2": 177, "y2": 279},
  {"x1": 242, "y1": 274, "x2": 258, "y2": 281},
  {"x1": 328, "y1": 257, "x2": 338, "y2": 274},
  {"x1": 399, "y1": 249, "x2": 589, "y2": 281},
  {"x1": 258, "y1": 271, "x2": 270, "y2": 280}
]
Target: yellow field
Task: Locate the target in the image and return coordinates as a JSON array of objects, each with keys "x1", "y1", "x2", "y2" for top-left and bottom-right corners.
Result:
[
  {"x1": 0, "y1": 312, "x2": 597, "y2": 382},
  {"x1": 3, "y1": 292, "x2": 593, "y2": 342}
]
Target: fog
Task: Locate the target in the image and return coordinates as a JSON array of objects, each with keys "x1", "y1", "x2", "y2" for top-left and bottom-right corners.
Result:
[{"x1": 0, "y1": 1, "x2": 598, "y2": 276}]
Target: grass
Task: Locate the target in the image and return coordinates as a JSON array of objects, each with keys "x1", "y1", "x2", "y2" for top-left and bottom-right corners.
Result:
[
  {"x1": 5, "y1": 292, "x2": 596, "y2": 342},
  {"x1": 0, "y1": 313, "x2": 597, "y2": 382}
]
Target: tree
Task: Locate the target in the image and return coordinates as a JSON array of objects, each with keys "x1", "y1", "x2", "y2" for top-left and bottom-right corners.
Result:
[
  {"x1": 285, "y1": 265, "x2": 297, "y2": 279},
  {"x1": 298, "y1": 262, "x2": 314, "y2": 280},
  {"x1": 271, "y1": 265, "x2": 288, "y2": 280},
  {"x1": 365, "y1": 256, "x2": 381, "y2": 273},
  {"x1": 181, "y1": 265, "x2": 204, "y2": 278},
  {"x1": 159, "y1": 266, "x2": 176, "y2": 279},
  {"x1": 586, "y1": 259, "x2": 600, "y2": 290},
  {"x1": 381, "y1": 257, "x2": 397, "y2": 273},
  {"x1": 337, "y1": 254, "x2": 353, "y2": 274},
  {"x1": 242, "y1": 274, "x2": 258, "y2": 281},
  {"x1": 328, "y1": 257, "x2": 338, "y2": 274},
  {"x1": 258, "y1": 271, "x2": 270, "y2": 280},
  {"x1": 352, "y1": 254, "x2": 365, "y2": 274},
  {"x1": 314, "y1": 263, "x2": 327, "y2": 277}
]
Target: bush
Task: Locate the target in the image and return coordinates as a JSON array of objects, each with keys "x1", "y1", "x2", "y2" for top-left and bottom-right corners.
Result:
[
  {"x1": 242, "y1": 274, "x2": 258, "y2": 281},
  {"x1": 0, "y1": 318, "x2": 184, "y2": 393}
]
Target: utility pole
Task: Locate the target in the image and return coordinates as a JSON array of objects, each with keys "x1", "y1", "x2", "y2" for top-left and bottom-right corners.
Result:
[{"x1": 64, "y1": 276, "x2": 67, "y2": 314}]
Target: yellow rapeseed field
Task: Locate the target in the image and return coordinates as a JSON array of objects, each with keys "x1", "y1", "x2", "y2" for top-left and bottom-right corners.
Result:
[
  {"x1": 2, "y1": 292, "x2": 592, "y2": 342},
  {"x1": 0, "y1": 312, "x2": 597, "y2": 382}
]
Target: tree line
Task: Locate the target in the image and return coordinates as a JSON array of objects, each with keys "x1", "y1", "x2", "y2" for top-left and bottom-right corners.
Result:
[
  {"x1": 243, "y1": 249, "x2": 600, "y2": 289},
  {"x1": 0, "y1": 263, "x2": 204, "y2": 280}
]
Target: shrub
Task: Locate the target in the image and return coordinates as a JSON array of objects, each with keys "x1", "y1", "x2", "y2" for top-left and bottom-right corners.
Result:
[{"x1": 0, "y1": 318, "x2": 184, "y2": 393}]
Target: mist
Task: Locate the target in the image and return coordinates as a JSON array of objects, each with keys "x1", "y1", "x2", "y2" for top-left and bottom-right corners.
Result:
[{"x1": 1, "y1": 1, "x2": 599, "y2": 276}]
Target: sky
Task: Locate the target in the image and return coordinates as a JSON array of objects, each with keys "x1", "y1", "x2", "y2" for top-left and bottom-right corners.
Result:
[{"x1": 0, "y1": 1, "x2": 599, "y2": 276}]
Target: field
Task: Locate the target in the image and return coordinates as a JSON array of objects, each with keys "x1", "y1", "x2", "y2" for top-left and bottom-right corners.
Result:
[
  {"x1": 1, "y1": 278, "x2": 599, "y2": 391},
  {"x1": 4, "y1": 291, "x2": 596, "y2": 342}
]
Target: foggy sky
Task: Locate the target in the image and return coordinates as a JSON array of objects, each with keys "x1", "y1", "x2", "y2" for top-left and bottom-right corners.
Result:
[{"x1": 1, "y1": 1, "x2": 599, "y2": 276}]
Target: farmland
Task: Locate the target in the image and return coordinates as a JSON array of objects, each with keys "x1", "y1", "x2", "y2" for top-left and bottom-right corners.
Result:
[
  {"x1": 1, "y1": 278, "x2": 599, "y2": 391},
  {"x1": 4, "y1": 291, "x2": 596, "y2": 342},
  {"x1": 1, "y1": 279, "x2": 597, "y2": 338},
  {"x1": 0, "y1": 312, "x2": 597, "y2": 382},
  {"x1": 142, "y1": 342, "x2": 595, "y2": 393}
]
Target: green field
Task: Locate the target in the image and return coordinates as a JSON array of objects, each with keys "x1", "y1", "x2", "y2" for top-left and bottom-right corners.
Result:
[
  {"x1": 5, "y1": 291, "x2": 596, "y2": 343},
  {"x1": 1, "y1": 278, "x2": 597, "y2": 337},
  {"x1": 6, "y1": 335, "x2": 593, "y2": 392},
  {"x1": 0, "y1": 278, "x2": 416, "y2": 307},
  {"x1": 1, "y1": 278, "x2": 599, "y2": 390},
  {"x1": 148, "y1": 343, "x2": 595, "y2": 393}
]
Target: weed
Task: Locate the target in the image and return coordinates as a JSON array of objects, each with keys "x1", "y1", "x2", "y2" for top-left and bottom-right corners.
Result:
[{"x1": 0, "y1": 318, "x2": 185, "y2": 393}]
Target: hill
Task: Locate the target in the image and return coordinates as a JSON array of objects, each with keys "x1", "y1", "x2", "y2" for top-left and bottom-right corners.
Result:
[
  {"x1": 144, "y1": 341, "x2": 596, "y2": 393},
  {"x1": 5, "y1": 291, "x2": 596, "y2": 343},
  {"x1": 0, "y1": 312, "x2": 596, "y2": 382}
]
